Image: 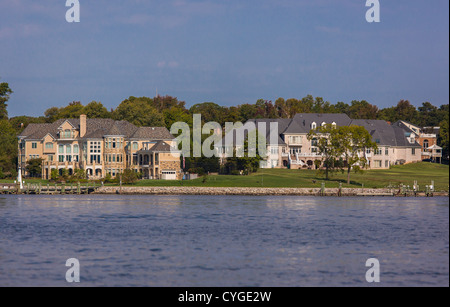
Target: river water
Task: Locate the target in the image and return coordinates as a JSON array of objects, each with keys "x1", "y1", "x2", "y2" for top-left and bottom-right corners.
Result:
[{"x1": 0, "y1": 195, "x2": 448, "y2": 287}]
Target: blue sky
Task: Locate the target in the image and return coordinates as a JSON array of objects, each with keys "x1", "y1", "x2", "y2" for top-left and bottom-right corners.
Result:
[{"x1": 1, "y1": 0, "x2": 448, "y2": 117}]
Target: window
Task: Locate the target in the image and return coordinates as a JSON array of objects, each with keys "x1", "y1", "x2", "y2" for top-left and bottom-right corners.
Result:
[
  {"x1": 63, "y1": 130, "x2": 72, "y2": 138},
  {"x1": 48, "y1": 155, "x2": 54, "y2": 162},
  {"x1": 385, "y1": 148, "x2": 389, "y2": 155},
  {"x1": 289, "y1": 136, "x2": 302, "y2": 145},
  {"x1": 332, "y1": 122, "x2": 337, "y2": 128},
  {"x1": 311, "y1": 122, "x2": 317, "y2": 130},
  {"x1": 66, "y1": 155, "x2": 72, "y2": 162},
  {"x1": 73, "y1": 155, "x2": 79, "y2": 162},
  {"x1": 59, "y1": 145, "x2": 64, "y2": 154},
  {"x1": 321, "y1": 122, "x2": 326, "y2": 127},
  {"x1": 374, "y1": 160, "x2": 382, "y2": 168},
  {"x1": 73, "y1": 145, "x2": 79, "y2": 154},
  {"x1": 45, "y1": 143, "x2": 54, "y2": 149},
  {"x1": 385, "y1": 160, "x2": 389, "y2": 168},
  {"x1": 412, "y1": 148, "x2": 416, "y2": 155},
  {"x1": 311, "y1": 138, "x2": 318, "y2": 147},
  {"x1": 366, "y1": 149, "x2": 371, "y2": 154},
  {"x1": 113, "y1": 138, "x2": 116, "y2": 149},
  {"x1": 59, "y1": 155, "x2": 65, "y2": 162},
  {"x1": 132, "y1": 142, "x2": 138, "y2": 150},
  {"x1": 423, "y1": 140, "x2": 429, "y2": 150},
  {"x1": 375, "y1": 149, "x2": 382, "y2": 155},
  {"x1": 66, "y1": 145, "x2": 72, "y2": 154},
  {"x1": 32, "y1": 143, "x2": 37, "y2": 149},
  {"x1": 290, "y1": 148, "x2": 301, "y2": 154}
]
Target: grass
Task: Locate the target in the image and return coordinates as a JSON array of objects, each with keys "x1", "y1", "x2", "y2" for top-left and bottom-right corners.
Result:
[
  {"x1": 132, "y1": 162, "x2": 449, "y2": 191},
  {"x1": 1, "y1": 162, "x2": 448, "y2": 191}
]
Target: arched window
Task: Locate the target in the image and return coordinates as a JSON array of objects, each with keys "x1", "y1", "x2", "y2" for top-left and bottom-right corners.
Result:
[
  {"x1": 311, "y1": 122, "x2": 317, "y2": 130},
  {"x1": 423, "y1": 140, "x2": 429, "y2": 150},
  {"x1": 321, "y1": 122, "x2": 327, "y2": 127},
  {"x1": 332, "y1": 122, "x2": 337, "y2": 128}
]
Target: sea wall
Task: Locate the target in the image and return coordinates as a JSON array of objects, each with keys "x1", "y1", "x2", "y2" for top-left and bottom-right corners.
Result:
[{"x1": 94, "y1": 186, "x2": 398, "y2": 196}]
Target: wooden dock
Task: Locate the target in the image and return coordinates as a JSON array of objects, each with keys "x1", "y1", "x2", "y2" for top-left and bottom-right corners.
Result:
[{"x1": 0, "y1": 183, "x2": 100, "y2": 195}]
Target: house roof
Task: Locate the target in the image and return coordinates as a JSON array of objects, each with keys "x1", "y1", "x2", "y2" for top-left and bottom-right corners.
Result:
[
  {"x1": 18, "y1": 118, "x2": 173, "y2": 141},
  {"x1": 291, "y1": 113, "x2": 353, "y2": 133},
  {"x1": 131, "y1": 127, "x2": 174, "y2": 140},
  {"x1": 351, "y1": 119, "x2": 421, "y2": 147}
]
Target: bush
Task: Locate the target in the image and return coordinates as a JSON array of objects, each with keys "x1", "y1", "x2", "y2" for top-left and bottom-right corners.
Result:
[{"x1": 121, "y1": 169, "x2": 138, "y2": 185}]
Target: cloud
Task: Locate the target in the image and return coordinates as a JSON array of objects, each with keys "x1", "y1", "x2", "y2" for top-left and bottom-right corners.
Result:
[
  {"x1": 157, "y1": 60, "x2": 179, "y2": 68},
  {"x1": 0, "y1": 24, "x2": 44, "y2": 39},
  {"x1": 315, "y1": 25, "x2": 342, "y2": 34}
]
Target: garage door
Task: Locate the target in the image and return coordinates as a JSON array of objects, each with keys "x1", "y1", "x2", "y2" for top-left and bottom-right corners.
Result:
[{"x1": 161, "y1": 170, "x2": 177, "y2": 180}]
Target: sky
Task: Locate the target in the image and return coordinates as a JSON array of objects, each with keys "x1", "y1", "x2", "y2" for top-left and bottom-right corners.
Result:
[{"x1": 0, "y1": 0, "x2": 449, "y2": 117}]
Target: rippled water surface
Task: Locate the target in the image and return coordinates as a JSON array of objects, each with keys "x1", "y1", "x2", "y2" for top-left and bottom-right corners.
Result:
[{"x1": 0, "y1": 195, "x2": 448, "y2": 287}]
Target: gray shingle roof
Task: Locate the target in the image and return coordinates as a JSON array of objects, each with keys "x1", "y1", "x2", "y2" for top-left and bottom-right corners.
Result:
[
  {"x1": 18, "y1": 117, "x2": 172, "y2": 141},
  {"x1": 350, "y1": 119, "x2": 421, "y2": 147},
  {"x1": 291, "y1": 113, "x2": 353, "y2": 133},
  {"x1": 131, "y1": 127, "x2": 174, "y2": 140}
]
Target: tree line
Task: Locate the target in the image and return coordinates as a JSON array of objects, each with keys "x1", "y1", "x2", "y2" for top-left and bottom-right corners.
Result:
[{"x1": 1, "y1": 78, "x2": 449, "y2": 178}]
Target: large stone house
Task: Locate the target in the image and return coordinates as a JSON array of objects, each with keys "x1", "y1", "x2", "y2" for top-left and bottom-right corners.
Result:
[
  {"x1": 17, "y1": 115, "x2": 182, "y2": 180},
  {"x1": 217, "y1": 113, "x2": 427, "y2": 170}
]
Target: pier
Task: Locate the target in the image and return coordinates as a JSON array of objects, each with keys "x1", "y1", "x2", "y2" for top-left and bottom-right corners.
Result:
[{"x1": 0, "y1": 183, "x2": 100, "y2": 195}]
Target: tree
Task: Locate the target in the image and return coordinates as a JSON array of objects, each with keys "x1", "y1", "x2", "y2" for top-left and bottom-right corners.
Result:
[
  {"x1": 348, "y1": 100, "x2": 379, "y2": 119},
  {"x1": 51, "y1": 169, "x2": 59, "y2": 181},
  {"x1": 336, "y1": 125, "x2": 378, "y2": 184},
  {"x1": 395, "y1": 100, "x2": 418, "y2": 123},
  {"x1": 439, "y1": 120, "x2": 449, "y2": 160},
  {"x1": 44, "y1": 107, "x2": 61, "y2": 123},
  {"x1": 58, "y1": 101, "x2": 85, "y2": 119},
  {"x1": 113, "y1": 97, "x2": 164, "y2": 127},
  {"x1": 121, "y1": 169, "x2": 139, "y2": 184},
  {"x1": 83, "y1": 101, "x2": 110, "y2": 118},
  {"x1": 0, "y1": 81, "x2": 13, "y2": 120},
  {"x1": 307, "y1": 124, "x2": 342, "y2": 180},
  {"x1": 0, "y1": 119, "x2": 17, "y2": 174},
  {"x1": 26, "y1": 158, "x2": 44, "y2": 178},
  {"x1": 163, "y1": 106, "x2": 192, "y2": 130},
  {"x1": 152, "y1": 95, "x2": 187, "y2": 112}
]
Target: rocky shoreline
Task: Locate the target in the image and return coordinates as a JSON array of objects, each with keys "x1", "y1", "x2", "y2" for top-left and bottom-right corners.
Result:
[{"x1": 94, "y1": 186, "x2": 448, "y2": 197}]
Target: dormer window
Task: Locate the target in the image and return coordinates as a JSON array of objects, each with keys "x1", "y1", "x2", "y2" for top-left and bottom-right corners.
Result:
[
  {"x1": 332, "y1": 122, "x2": 337, "y2": 128},
  {"x1": 321, "y1": 122, "x2": 326, "y2": 127},
  {"x1": 63, "y1": 129, "x2": 72, "y2": 138},
  {"x1": 311, "y1": 122, "x2": 317, "y2": 130}
]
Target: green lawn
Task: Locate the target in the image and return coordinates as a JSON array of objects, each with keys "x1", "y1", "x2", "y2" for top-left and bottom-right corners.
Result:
[
  {"x1": 2, "y1": 162, "x2": 448, "y2": 191},
  {"x1": 133, "y1": 162, "x2": 449, "y2": 191}
]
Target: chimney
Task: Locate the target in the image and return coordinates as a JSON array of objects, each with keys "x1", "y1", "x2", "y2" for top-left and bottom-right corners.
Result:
[{"x1": 80, "y1": 114, "x2": 87, "y2": 138}]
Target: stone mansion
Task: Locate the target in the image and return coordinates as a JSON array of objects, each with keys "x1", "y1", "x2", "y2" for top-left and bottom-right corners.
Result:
[{"x1": 18, "y1": 115, "x2": 182, "y2": 180}]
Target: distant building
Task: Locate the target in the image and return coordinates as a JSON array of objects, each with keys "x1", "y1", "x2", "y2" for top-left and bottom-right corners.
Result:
[
  {"x1": 17, "y1": 115, "x2": 182, "y2": 180},
  {"x1": 395, "y1": 121, "x2": 442, "y2": 163}
]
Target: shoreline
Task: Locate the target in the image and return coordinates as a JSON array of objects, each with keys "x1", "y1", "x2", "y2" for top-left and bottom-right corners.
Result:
[{"x1": 93, "y1": 186, "x2": 449, "y2": 197}]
